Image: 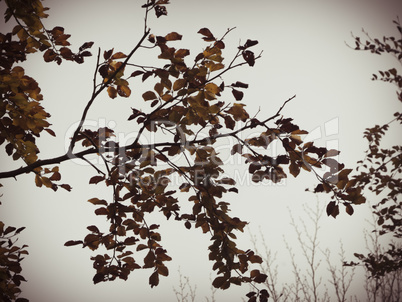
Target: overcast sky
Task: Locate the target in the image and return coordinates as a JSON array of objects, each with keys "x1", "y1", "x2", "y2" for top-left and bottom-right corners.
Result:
[{"x1": 1, "y1": 0, "x2": 401, "y2": 301}]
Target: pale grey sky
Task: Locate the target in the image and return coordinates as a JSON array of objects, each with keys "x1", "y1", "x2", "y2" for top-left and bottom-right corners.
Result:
[{"x1": 1, "y1": 0, "x2": 401, "y2": 301}]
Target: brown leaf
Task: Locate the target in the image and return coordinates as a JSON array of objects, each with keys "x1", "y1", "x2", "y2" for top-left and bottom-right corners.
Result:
[
  {"x1": 104, "y1": 48, "x2": 113, "y2": 60},
  {"x1": 111, "y1": 52, "x2": 127, "y2": 59},
  {"x1": 60, "y1": 47, "x2": 73, "y2": 59},
  {"x1": 226, "y1": 103, "x2": 249, "y2": 121},
  {"x1": 185, "y1": 221, "x2": 191, "y2": 229},
  {"x1": 143, "y1": 250, "x2": 155, "y2": 268},
  {"x1": 239, "y1": 39, "x2": 259, "y2": 50},
  {"x1": 117, "y1": 85, "x2": 131, "y2": 97},
  {"x1": 88, "y1": 198, "x2": 107, "y2": 205},
  {"x1": 345, "y1": 203, "x2": 354, "y2": 216},
  {"x1": 157, "y1": 265, "x2": 169, "y2": 276},
  {"x1": 149, "y1": 271, "x2": 159, "y2": 288},
  {"x1": 64, "y1": 240, "x2": 83, "y2": 247},
  {"x1": 249, "y1": 255, "x2": 263, "y2": 264},
  {"x1": 254, "y1": 273, "x2": 267, "y2": 283},
  {"x1": 325, "y1": 149, "x2": 341, "y2": 157},
  {"x1": 212, "y1": 276, "x2": 227, "y2": 289},
  {"x1": 43, "y1": 49, "x2": 57, "y2": 62},
  {"x1": 35, "y1": 174, "x2": 42, "y2": 187},
  {"x1": 232, "y1": 89, "x2": 244, "y2": 101},
  {"x1": 60, "y1": 184, "x2": 72, "y2": 191},
  {"x1": 44, "y1": 128, "x2": 56, "y2": 136},
  {"x1": 130, "y1": 70, "x2": 144, "y2": 78},
  {"x1": 107, "y1": 86, "x2": 117, "y2": 99},
  {"x1": 142, "y1": 91, "x2": 157, "y2": 101},
  {"x1": 232, "y1": 81, "x2": 249, "y2": 88},
  {"x1": 89, "y1": 175, "x2": 105, "y2": 184},
  {"x1": 173, "y1": 78, "x2": 187, "y2": 91},
  {"x1": 165, "y1": 32, "x2": 182, "y2": 41},
  {"x1": 87, "y1": 225, "x2": 100, "y2": 233},
  {"x1": 326, "y1": 201, "x2": 339, "y2": 218},
  {"x1": 224, "y1": 115, "x2": 235, "y2": 130},
  {"x1": 216, "y1": 177, "x2": 236, "y2": 185},
  {"x1": 214, "y1": 40, "x2": 225, "y2": 49},
  {"x1": 289, "y1": 161, "x2": 300, "y2": 177},
  {"x1": 242, "y1": 50, "x2": 255, "y2": 66},
  {"x1": 175, "y1": 48, "x2": 190, "y2": 58},
  {"x1": 154, "y1": 5, "x2": 167, "y2": 18},
  {"x1": 93, "y1": 273, "x2": 105, "y2": 284},
  {"x1": 79, "y1": 41, "x2": 94, "y2": 51},
  {"x1": 94, "y1": 207, "x2": 108, "y2": 215},
  {"x1": 198, "y1": 28, "x2": 215, "y2": 41},
  {"x1": 49, "y1": 171, "x2": 61, "y2": 181},
  {"x1": 231, "y1": 144, "x2": 242, "y2": 155}
]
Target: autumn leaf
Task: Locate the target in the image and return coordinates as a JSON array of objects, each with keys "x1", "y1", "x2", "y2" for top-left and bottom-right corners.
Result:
[
  {"x1": 149, "y1": 271, "x2": 159, "y2": 288},
  {"x1": 104, "y1": 48, "x2": 113, "y2": 60},
  {"x1": 173, "y1": 78, "x2": 187, "y2": 91},
  {"x1": 289, "y1": 161, "x2": 300, "y2": 177},
  {"x1": 107, "y1": 86, "x2": 117, "y2": 99},
  {"x1": 89, "y1": 175, "x2": 105, "y2": 184},
  {"x1": 60, "y1": 184, "x2": 72, "y2": 191},
  {"x1": 157, "y1": 265, "x2": 169, "y2": 276},
  {"x1": 231, "y1": 144, "x2": 242, "y2": 155},
  {"x1": 212, "y1": 276, "x2": 228, "y2": 289},
  {"x1": 224, "y1": 115, "x2": 235, "y2": 129},
  {"x1": 43, "y1": 49, "x2": 57, "y2": 62},
  {"x1": 239, "y1": 39, "x2": 259, "y2": 50},
  {"x1": 154, "y1": 5, "x2": 167, "y2": 18},
  {"x1": 165, "y1": 32, "x2": 182, "y2": 41},
  {"x1": 118, "y1": 85, "x2": 131, "y2": 97},
  {"x1": 142, "y1": 91, "x2": 158, "y2": 101},
  {"x1": 111, "y1": 52, "x2": 127, "y2": 60},
  {"x1": 226, "y1": 103, "x2": 249, "y2": 121},
  {"x1": 79, "y1": 41, "x2": 94, "y2": 51},
  {"x1": 88, "y1": 198, "x2": 107, "y2": 206},
  {"x1": 232, "y1": 81, "x2": 249, "y2": 88},
  {"x1": 64, "y1": 240, "x2": 83, "y2": 247},
  {"x1": 174, "y1": 48, "x2": 189, "y2": 58},
  {"x1": 345, "y1": 203, "x2": 354, "y2": 215},
  {"x1": 242, "y1": 50, "x2": 255, "y2": 66},
  {"x1": 198, "y1": 28, "x2": 215, "y2": 41},
  {"x1": 232, "y1": 88, "x2": 244, "y2": 101},
  {"x1": 326, "y1": 201, "x2": 339, "y2": 218}
]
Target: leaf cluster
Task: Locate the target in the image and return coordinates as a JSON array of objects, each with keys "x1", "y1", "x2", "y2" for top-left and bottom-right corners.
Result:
[
  {"x1": 0, "y1": 218, "x2": 29, "y2": 302},
  {"x1": 0, "y1": 0, "x2": 370, "y2": 299},
  {"x1": 345, "y1": 19, "x2": 402, "y2": 278}
]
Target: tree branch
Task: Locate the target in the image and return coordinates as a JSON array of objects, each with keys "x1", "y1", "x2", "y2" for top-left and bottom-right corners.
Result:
[
  {"x1": 68, "y1": 28, "x2": 150, "y2": 154},
  {"x1": 0, "y1": 95, "x2": 297, "y2": 180}
]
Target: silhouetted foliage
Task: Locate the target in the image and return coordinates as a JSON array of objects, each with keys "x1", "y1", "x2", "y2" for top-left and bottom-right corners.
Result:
[
  {"x1": 344, "y1": 18, "x2": 402, "y2": 279},
  {"x1": 0, "y1": 0, "x2": 367, "y2": 301},
  {"x1": 0, "y1": 214, "x2": 29, "y2": 302}
]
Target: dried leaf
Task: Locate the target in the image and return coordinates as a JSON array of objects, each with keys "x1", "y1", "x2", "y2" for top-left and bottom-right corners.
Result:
[{"x1": 142, "y1": 91, "x2": 157, "y2": 101}]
